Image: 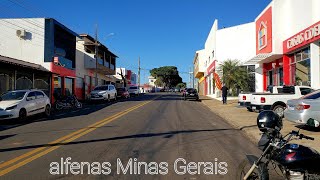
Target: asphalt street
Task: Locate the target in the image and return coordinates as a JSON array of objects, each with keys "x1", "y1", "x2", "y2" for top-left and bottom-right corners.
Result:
[{"x1": 0, "y1": 93, "x2": 265, "y2": 179}]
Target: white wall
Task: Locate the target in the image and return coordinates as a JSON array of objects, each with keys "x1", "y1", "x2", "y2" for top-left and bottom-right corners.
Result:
[
  {"x1": 216, "y1": 22, "x2": 256, "y2": 64},
  {"x1": 272, "y1": 0, "x2": 315, "y2": 54},
  {"x1": 0, "y1": 18, "x2": 45, "y2": 66},
  {"x1": 310, "y1": 42, "x2": 320, "y2": 89},
  {"x1": 196, "y1": 49, "x2": 206, "y2": 72},
  {"x1": 204, "y1": 19, "x2": 218, "y2": 73}
]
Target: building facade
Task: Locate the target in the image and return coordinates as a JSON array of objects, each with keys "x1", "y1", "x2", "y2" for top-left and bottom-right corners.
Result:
[
  {"x1": 196, "y1": 20, "x2": 256, "y2": 97},
  {"x1": 246, "y1": 0, "x2": 320, "y2": 91},
  {"x1": 0, "y1": 18, "x2": 118, "y2": 102},
  {"x1": 76, "y1": 34, "x2": 117, "y2": 100}
]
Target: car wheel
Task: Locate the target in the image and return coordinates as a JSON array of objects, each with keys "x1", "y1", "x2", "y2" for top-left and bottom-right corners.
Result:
[
  {"x1": 44, "y1": 105, "x2": 51, "y2": 117},
  {"x1": 18, "y1": 109, "x2": 27, "y2": 122},
  {"x1": 273, "y1": 105, "x2": 285, "y2": 118}
]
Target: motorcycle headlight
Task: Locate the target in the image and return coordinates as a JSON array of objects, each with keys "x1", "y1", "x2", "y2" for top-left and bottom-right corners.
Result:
[{"x1": 6, "y1": 105, "x2": 17, "y2": 110}]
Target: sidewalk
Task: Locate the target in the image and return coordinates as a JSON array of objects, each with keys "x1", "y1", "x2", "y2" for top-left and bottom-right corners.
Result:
[{"x1": 200, "y1": 96, "x2": 320, "y2": 152}]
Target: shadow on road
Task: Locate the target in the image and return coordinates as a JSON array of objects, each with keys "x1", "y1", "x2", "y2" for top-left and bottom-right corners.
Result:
[
  {"x1": 0, "y1": 94, "x2": 159, "y2": 132},
  {"x1": 0, "y1": 128, "x2": 238, "y2": 152}
]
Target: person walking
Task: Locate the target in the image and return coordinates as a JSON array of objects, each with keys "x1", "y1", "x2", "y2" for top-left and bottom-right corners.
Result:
[{"x1": 221, "y1": 84, "x2": 228, "y2": 104}]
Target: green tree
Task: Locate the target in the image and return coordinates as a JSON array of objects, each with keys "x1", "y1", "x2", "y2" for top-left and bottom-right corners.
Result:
[
  {"x1": 150, "y1": 66, "x2": 183, "y2": 88},
  {"x1": 176, "y1": 82, "x2": 186, "y2": 89},
  {"x1": 220, "y1": 59, "x2": 249, "y2": 96}
]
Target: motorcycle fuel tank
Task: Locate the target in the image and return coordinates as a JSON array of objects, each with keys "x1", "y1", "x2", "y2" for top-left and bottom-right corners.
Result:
[{"x1": 275, "y1": 144, "x2": 320, "y2": 173}]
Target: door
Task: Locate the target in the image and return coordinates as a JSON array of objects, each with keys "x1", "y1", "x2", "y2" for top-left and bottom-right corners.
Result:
[
  {"x1": 25, "y1": 91, "x2": 37, "y2": 115},
  {"x1": 35, "y1": 91, "x2": 46, "y2": 112}
]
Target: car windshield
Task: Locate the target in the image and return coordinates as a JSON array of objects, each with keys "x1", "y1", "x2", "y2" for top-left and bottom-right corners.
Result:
[
  {"x1": 129, "y1": 87, "x2": 138, "y2": 89},
  {"x1": 301, "y1": 90, "x2": 320, "y2": 99},
  {"x1": 117, "y1": 88, "x2": 125, "y2": 91},
  {"x1": 1, "y1": 91, "x2": 27, "y2": 101},
  {"x1": 93, "y1": 86, "x2": 108, "y2": 91}
]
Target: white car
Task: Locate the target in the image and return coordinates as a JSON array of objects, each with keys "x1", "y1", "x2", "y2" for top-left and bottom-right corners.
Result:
[
  {"x1": 0, "y1": 90, "x2": 51, "y2": 121},
  {"x1": 90, "y1": 85, "x2": 117, "y2": 101},
  {"x1": 128, "y1": 86, "x2": 140, "y2": 96}
]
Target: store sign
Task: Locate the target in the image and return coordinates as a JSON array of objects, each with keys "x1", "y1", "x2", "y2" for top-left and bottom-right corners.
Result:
[{"x1": 284, "y1": 21, "x2": 320, "y2": 53}]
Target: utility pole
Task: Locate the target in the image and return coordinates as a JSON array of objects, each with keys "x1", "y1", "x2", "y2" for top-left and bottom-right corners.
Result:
[
  {"x1": 138, "y1": 57, "x2": 141, "y2": 87},
  {"x1": 94, "y1": 24, "x2": 99, "y2": 87},
  {"x1": 189, "y1": 67, "x2": 192, "y2": 88}
]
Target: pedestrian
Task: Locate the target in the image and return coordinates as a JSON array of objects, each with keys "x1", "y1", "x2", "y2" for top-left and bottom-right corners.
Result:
[{"x1": 221, "y1": 84, "x2": 228, "y2": 104}]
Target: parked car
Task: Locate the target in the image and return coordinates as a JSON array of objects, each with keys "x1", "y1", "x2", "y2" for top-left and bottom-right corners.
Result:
[
  {"x1": 116, "y1": 88, "x2": 130, "y2": 99},
  {"x1": 0, "y1": 90, "x2": 51, "y2": 121},
  {"x1": 90, "y1": 85, "x2": 117, "y2": 101},
  {"x1": 128, "y1": 86, "x2": 140, "y2": 96},
  {"x1": 238, "y1": 86, "x2": 284, "y2": 111},
  {"x1": 183, "y1": 88, "x2": 199, "y2": 101},
  {"x1": 284, "y1": 89, "x2": 320, "y2": 125},
  {"x1": 250, "y1": 86, "x2": 314, "y2": 117}
]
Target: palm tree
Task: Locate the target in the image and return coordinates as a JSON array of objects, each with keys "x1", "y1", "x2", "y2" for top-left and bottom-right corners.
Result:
[{"x1": 219, "y1": 59, "x2": 249, "y2": 96}]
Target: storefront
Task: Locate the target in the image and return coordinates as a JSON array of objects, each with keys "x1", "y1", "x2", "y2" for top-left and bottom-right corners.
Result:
[
  {"x1": 0, "y1": 56, "x2": 51, "y2": 97},
  {"x1": 50, "y1": 60, "x2": 76, "y2": 102},
  {"x1": 282, "y1": 21, "x2": 320, "y2": 89}
]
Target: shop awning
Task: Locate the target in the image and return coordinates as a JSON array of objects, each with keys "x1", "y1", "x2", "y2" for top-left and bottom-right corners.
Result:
[
  {"x1": 243, "y1": 53, "x2": 283, "y2": 65},
  {"x1": 0, "y1": 55, "x2": 50, "y2": 72}
]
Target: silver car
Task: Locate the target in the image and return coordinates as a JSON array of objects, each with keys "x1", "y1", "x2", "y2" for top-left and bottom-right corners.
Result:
[{"x1": 284, "y1": 90, "x2": 320, "y2": 125}]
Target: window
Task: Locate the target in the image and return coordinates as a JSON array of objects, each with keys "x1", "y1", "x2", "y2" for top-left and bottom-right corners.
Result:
[
  {"x1": 267, "y1": 70, "x2": 273, "y2": 86},
  {"x1": 278, "y1": 67, "x2": 283, "y2": 86},
  {"x1": 258, "y1": 22, "x2": 267, "y2": 50},
  {"x1": 300, "y1": 88, "x2": 313, "y2": 95},
  {"x1": 35, "y1": 91, "x2": 45, "y2": 99},
  {"x1": 27, "y1": 92, "x2": 36, "y2": 100},
  {"x1": 302, "y1": 90, "x2": 320, "y2": 99},
  {"x1": 292, "y1": 47, "x2": 311, "y2": 86}
]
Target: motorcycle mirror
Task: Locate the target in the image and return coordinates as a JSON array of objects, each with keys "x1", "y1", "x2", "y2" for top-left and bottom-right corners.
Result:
[{"x1": 306, "y1": 119, "x2": 320, "y2": 128}]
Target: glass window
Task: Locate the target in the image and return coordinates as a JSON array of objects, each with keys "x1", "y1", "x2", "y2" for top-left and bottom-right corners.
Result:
[
  {"x1": 300, "y1": 88, "x2": 313, "y2": 95},
  {"x1": 65, "y1": 78, "x2": 74, "y2": 96},
  {"x1": 295, "y1": 59, "x2": 311, "y2": 86},
  {"x1": 27, "y1": 92, "x2": 36, "y2": 100},
  {"x1": 268, "y1": 70, "x2": 273, "y2": 86},
  {"x1": 53, "y1": 76, "x2": 62, "y2": 99},
  {"x1": 278, "y1": 68, "x2": 283, "y2": 86},
  {"x1": 94, "y1": 86, "x2": 108, "y2": 91},
  {"x1": 1, "y1": 91, "x2": 26, "y2": 101},
  {"x1": 302, "y1": 90, "x2": 320, "y2": 99},
  {"x1": 16, "y1": 72, "x2": 33, "y2": 90},
  {"x1": 35, "y1": 91, "x2": 45, "y2": 98}
]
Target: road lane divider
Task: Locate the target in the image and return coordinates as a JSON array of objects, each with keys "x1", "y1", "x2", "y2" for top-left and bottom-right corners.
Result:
[{"x1": 0, "y1": 96, "x2": 159, "y2": 176}]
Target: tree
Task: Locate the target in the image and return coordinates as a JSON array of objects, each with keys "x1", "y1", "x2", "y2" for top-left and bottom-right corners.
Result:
[
  {"x1": 219, "y1": 59, "x2": 249, "y2": 95},
  {"x1": 150, "y1": 66, "x2": 183, "y2": 88},
  {"x1": 176, "y1": 83, "x2": 186, "y2": 89}
]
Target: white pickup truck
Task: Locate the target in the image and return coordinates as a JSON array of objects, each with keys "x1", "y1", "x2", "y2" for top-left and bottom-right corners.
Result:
[
  {"x1": 250, "y1": 86, "x2": 314, "y2": 117},
  {"x1": 238, "y1": 86, "x2": 283, "y2": 112}
]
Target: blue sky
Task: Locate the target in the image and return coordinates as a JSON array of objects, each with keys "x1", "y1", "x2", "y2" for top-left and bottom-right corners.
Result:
[{"x1": 0, "y1": 0, "x2": 271, "y2": 84}]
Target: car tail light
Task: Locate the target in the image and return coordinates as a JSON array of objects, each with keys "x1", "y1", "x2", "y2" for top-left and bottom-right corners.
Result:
[
  {"x1": 243, "y1": 96, "x2": 246, "y2": 100},
  {"x1": 261, "y1": 97, "x2": 266, "y2": 103},
  {"x1": 295, "y1": 104, "x2": 311, "y2": 110}
]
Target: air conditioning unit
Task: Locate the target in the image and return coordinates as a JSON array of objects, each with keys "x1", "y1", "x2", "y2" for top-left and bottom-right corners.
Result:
[{"x1": 16, "y1": 30, "x2": 26, "y2": 38}]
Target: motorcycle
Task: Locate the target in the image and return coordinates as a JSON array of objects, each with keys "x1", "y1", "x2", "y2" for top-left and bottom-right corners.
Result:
[
  {"x1": 55, "y1": 94, "x2": 82, "y2": 110},
  {"x1": 237, "y1": 119, "x2": 320, "y2": 180}
]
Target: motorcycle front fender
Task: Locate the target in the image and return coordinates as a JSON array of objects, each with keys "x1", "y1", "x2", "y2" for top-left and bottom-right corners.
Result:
[{"x1": 245, "y1": 155, "x2": 259, "y2": 166}]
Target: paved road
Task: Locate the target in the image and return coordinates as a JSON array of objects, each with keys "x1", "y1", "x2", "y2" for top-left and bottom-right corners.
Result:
[{"x1": 0, "y1": 93, "x2": 263, "y2": 179}]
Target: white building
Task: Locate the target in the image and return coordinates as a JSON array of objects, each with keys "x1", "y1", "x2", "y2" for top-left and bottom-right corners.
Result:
[
  {"x1": 197, "y1": 19, "x2": 256, "y2": 97},
  {"x1": 245, "y1": 0, "x2": 320, "y2": 91}
]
